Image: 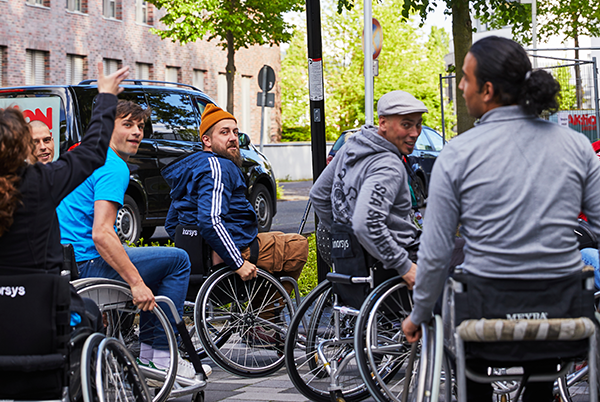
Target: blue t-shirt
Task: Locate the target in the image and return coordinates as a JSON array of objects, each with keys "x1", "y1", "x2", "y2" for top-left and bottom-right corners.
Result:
[{"x1": 57, "y1": 148, "x2": 129, "y2": 261}]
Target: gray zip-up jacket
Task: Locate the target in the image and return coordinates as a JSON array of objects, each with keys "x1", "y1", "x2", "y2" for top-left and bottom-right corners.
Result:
[
  {"x1": 411, "y1": 105, "x2": 600, "y2": 325},
  {"x1": 310, "y1": 125, "x2": 419, "y2": 276}
]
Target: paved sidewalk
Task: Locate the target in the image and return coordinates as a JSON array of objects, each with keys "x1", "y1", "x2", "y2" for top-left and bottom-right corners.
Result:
[{"x1": 172, "y1": 361, "x2": 377, "y2": 402}]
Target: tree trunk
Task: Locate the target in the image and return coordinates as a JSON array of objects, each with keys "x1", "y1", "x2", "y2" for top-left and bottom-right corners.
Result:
[
  {"x1": 226, "y1": 30, "x2": 236, "y2": 114},
  {"x1": 452, "y1": 0, "x2": 476, "y2": 134},
  {"x1": 574, "y1": 31, "x2": 583, "y2": 110}
]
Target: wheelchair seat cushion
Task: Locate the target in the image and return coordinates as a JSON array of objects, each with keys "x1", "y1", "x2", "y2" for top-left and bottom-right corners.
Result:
[{"x1": 457, "y1": 317, "x2": 595, "y2": 342}]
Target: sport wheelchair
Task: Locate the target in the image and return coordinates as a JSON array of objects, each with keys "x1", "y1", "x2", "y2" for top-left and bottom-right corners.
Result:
[
  {"x1": 0, "y1": 271, "x2": 149, "y2": 402},
  {"x1": 284, "y1": 223, "x2": 418, "y2": 402},
  {"x1": 174, "y1": 225, "x2": 301, "y2": 378},
  {"x1": 407, "y1": 267, "x2": 599, "y2": 402},
  {"x1": 73, "y1": 278, "x2": 208, "y2": 402}
]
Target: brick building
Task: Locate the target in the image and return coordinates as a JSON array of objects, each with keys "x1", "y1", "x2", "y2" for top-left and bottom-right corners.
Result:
[{"x1": 0, "y1": 0, "x2": 282, "y2": 143}]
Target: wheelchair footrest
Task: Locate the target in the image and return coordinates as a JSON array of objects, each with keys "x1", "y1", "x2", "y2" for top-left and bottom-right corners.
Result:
[{"x1": 457, "y1": 317, "x2": 595, "y2": 342}]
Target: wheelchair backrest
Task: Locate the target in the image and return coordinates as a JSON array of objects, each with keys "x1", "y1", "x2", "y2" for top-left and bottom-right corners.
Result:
[
  {"x1": 330, "y1": 222, "x2": 397, "y2": 309},
  {"x1": 0, "y1": 272, "x2": 71, "y2": 398},
  {"x1": 450, "y1": 269, "x2": 595, "y2": 362},
  {"x1": 175, "y1": 225, "x2": 213, "y2": 301},
  {"x1": 0, "y1": 272, "x2": 71, "y2": 356}
]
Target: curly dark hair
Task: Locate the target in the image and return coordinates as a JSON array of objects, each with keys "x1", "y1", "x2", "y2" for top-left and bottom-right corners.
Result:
[
  {"x1": 469, "y1": 36, "x2": 560, "y2": 116},
  {"x1": 0, "y1": 108, "x2": 33, "y2": 236}
]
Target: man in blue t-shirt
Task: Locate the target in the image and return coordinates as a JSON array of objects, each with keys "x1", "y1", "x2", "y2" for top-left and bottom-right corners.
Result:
[{"x1": 57, "y1": 100, "x2": 203, "y2": 378}]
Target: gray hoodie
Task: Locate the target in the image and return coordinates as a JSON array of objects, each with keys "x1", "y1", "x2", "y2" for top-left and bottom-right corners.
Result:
[{"x1": 310, "y1": 125, "x2": 419, "y2": 276}]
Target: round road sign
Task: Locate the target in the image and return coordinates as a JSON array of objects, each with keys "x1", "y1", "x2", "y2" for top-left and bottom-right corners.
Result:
[{"x1": 258, "y1": 65, "x2": 276, "y2": 92}]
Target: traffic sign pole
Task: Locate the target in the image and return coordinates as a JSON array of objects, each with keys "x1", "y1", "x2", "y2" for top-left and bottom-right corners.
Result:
[
  {"x1": 306, "y1": 0, "x2": 328, "y2": 283},
  {"x1": 364, "y1": 0, "x2": 373, "y2": 125},
  {"x1": 259, "y1": 65, "x2": 268, "y2": 152}
]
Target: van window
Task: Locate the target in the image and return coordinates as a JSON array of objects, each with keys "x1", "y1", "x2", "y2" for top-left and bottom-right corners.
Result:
[
  {"x1": 74, "y1": 88, "x2": 148, "y2": 139},
  {"x1": 0, "y1": 93, "x2": 66, "y2": 161},
  {"x1": 146, "y1": 92, "x2": 199, "y2": 141}
]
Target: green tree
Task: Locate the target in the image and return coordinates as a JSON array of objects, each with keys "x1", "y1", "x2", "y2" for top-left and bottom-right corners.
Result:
[
  {"x1": 393, "y1": 0, "x2": 479, "y2": 134},
  {"x1": 281, "y1": 26, "x2": 312, "y2": 141},
  {"x1": 477, "y1": 0, "x2": 600, "y2": 110},
  {"x1": 553, "y1": 66, "x2": 577, "y2": 111},
  {"x1": 281, "y1": 0, "x2": 453, "y2": 140},
  {"x1": 148, "y1": 0, "x2": 303, "y2": 114}
]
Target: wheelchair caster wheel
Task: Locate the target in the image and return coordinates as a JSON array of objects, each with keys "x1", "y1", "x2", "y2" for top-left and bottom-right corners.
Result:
[
  {"x1": 192, "y1": 390, "x2": 205, "y2": 402},
  {"x1": 330, "y1": 390, "x2": 346, "y2": 402}
]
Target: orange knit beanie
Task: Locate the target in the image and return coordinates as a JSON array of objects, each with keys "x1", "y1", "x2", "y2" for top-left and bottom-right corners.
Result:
[{"x1": 200, "y1": 104, "x2": 237, "y2": 137}]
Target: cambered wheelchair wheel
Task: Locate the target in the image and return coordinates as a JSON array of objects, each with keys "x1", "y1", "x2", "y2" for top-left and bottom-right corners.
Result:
[
  {"x1": 74, "y1": 278, "x2": 178, "y2": 402},
  {"x1": 556, "y1": 292, "x2": 600, "y2": 402},
  {"x1": 355, "y1": 277, "x2": 436, "y2": 402},
  {"x1": 95, "y1": 337, "x2": 151, "y2": 402},
  {"x1": 195, "y1": 267, "x2": 294, "y2": 377},
  {"x1": 284, "y1": 280, "x2": 370, "y2": 402}
]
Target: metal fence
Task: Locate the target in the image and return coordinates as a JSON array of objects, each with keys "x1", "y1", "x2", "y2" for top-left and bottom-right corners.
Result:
[{"x1": 439, "y1": 52, "x2": 600, "y2": 143}]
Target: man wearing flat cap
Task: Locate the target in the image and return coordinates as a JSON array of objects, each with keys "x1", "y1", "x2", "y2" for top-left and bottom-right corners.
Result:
[
  {"x1": 162, "y1": 104, "x2": 308, "y2": 332},
  {"x1": 310, "y1": 90, "x2": 429, "y2": 288}
]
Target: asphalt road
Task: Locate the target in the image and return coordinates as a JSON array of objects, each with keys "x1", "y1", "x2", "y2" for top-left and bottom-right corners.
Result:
[{"x1": 151, "y1": 181, "x2": 314, "y2": 242}]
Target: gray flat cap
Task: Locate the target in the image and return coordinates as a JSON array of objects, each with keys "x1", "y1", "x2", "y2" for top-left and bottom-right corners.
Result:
[{"x1": 377, "y1": 90, "x2": 428, "y2": 116}]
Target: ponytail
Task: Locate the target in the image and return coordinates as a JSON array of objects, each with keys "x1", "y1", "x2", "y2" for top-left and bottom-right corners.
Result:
[{"x1": 518, "y1": 69, "x2": 560, "y2": 116}]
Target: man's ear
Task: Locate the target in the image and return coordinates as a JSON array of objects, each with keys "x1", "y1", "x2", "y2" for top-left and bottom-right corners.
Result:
[
  {"x1": 201, "y1": 134, "x2": 211, "y2": 149},
  {"x1": 481, "y1": 81, "x2": 495, "y2": 103},
  {"x1": 378, "y1": 115, "x2": 387, "y2": 132}
]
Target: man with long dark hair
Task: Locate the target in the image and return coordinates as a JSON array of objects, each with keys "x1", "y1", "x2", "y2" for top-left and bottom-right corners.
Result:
[{"x1": 403, "y1": 36, "x2": 600, "y2": 401}]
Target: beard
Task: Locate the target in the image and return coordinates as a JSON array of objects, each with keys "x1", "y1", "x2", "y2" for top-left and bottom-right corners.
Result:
[{"x1": 214, "y1": 141, "x2": 243, "y2": 168}]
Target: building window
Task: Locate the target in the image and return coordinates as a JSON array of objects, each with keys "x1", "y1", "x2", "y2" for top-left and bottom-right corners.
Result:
[
  {"x1": 165, "y1": 66, "x2": 180, "y2": 84},
  {"x1": 26, "y1": 50, "x2": 47, "y2": 85},
  {"x1": 217, "y1": 73, "x2": 227, "y2": 108},
  {"x1": 135, "y1": 0, "x2": 148, "y2": 24},
  {"x1": 67, "y1": 54, "x2": 85, "y2": 84},
  {"x1": 103, "y1": 0, "x2": 121, "y2": 19},
  {"x1": 103, "y1": 58, "x2": 120, "y2": 75},
  {"x1": 27, "y1": 0, "x2": 48, "y2": 6},
  {"x1": 135, "y1": 62, "x2": 151, "y2": 80},
  {"x1": 241, "y1": 76, "x2": 251, "y2": 133},
  {"x1": 193, "y1": 69, "x2": 205, "y2": 91},
  {"x1": 66, "y1": 0, "x2": 86, "y2": 12}
]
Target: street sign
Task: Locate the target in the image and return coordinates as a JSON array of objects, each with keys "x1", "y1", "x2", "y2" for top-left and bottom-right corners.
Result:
[
  {"x1": 362, "y1": 18, "x2": 383, "y2": 60},
  {"x1": 256, "y1": 92, "x2": 275, "y2": 107},
  {"x1": 258, "y1": 65, "x2": 276, "y2": 92}
]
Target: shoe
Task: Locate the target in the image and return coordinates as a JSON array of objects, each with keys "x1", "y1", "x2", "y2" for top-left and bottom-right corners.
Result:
[
  {"x1": 245, "y1": 325, "x2": 284, "y2": 353},
  {"x1": 172, "y1": 355, "x2": 213, "y2": 379},
  {"x1": 136, "y1": 358, "x2": 165, "y2": 388}
]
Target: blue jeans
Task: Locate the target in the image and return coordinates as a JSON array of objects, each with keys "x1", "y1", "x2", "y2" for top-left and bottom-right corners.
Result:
[
  {"x1": 581, "y1": 248, "x2": 600, "y2": 289},
  {"x1": 79, "y1": 246, "x2": 191, "y2": 350}
]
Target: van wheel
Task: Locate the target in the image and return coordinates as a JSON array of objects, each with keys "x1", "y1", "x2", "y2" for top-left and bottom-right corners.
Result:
[
  {"x1": 116, "y1": 195, "x2": 142, "y2": 244},
  {"x1": 250, "y1": 183, "x2": 273, "y2": 232}
]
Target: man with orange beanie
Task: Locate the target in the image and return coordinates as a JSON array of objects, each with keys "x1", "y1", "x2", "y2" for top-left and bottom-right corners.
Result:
[{"x1": 162, "y1": 104, "x2": 308, "y2": 329}]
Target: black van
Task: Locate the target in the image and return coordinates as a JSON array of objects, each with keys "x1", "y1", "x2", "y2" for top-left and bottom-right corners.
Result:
[{"x1": 0, "y1": 80, "x2": 277, "y2": 243}]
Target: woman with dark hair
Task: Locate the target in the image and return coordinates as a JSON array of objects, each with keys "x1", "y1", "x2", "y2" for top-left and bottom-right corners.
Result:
[
  {"x1": 0, "y1": 63, "x2": 129, "y2": 273},
  {"x1": 403, "y1": 36, "x2": 600, "y2": 401}
]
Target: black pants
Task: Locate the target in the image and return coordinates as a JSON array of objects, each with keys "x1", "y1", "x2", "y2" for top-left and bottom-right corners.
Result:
[{"x1": 466, "y1": 360, "x2": 555, "y2": 402}]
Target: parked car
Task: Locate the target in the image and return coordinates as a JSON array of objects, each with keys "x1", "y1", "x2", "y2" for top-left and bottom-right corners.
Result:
[
  {"x1": 327, "y1": 126, "x2": 445, "y2": 195},
  {"x1": 0, "y1": 80, "x2": 277, "y2": 243}
]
